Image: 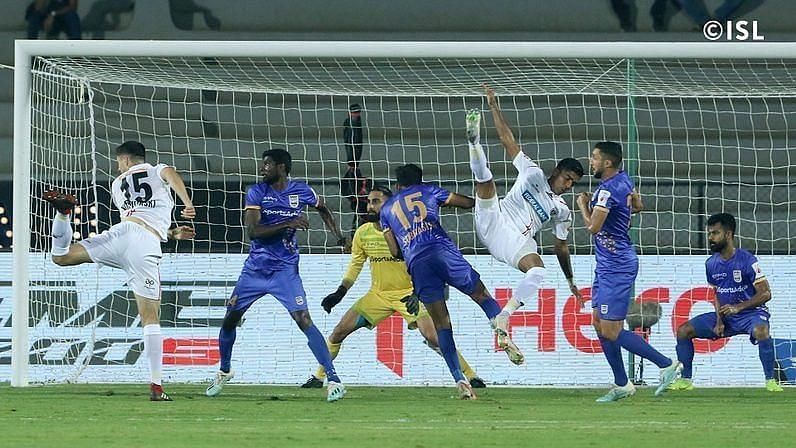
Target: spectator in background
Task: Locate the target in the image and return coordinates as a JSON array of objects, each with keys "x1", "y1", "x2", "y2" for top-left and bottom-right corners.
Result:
[
  {"x1": 676, "y1": 0, "x2": 761, "y2": 27},
  {"x1": 340, "y1": 103, "x2": 369, "y2": 241},
  {"x1": 609, "y1": 0, "x2": 681, "y2": 32},
  {"x1": 169, "y1": 0, "x2": 221, "y2": 31},
  {"x1": 343, "y1": 103, "x2": 364, "y2": 168},
  {"x1": 26, "y1": 0, "x2": 82, "y2": 39},
  {"x1": 82, "y1": 0, "x2": 134, "y2": 39}
]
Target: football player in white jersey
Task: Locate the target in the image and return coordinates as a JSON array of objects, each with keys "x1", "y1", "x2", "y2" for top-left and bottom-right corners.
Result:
[
  {"x1": 43, "y1": 141, "x2": 196, "y2": 401},
  {"x1": 467, "y1": 85, "x2": 585, "y2": 365}
]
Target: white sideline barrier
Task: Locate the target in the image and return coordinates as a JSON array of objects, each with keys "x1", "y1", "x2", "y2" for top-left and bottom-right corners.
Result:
[{"x1": 1, "y1": 254, "x2": 793, "y2": 386}]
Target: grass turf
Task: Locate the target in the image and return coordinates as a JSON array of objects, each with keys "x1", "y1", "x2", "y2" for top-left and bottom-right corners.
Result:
[{"x1": 1, "y1": 384, "x2": 792, "y2": 447}]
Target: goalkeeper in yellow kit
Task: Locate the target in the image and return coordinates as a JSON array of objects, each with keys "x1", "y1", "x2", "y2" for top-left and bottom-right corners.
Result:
[{"x1": 302, "y1": 185, "x2": 485, "y2": 388}]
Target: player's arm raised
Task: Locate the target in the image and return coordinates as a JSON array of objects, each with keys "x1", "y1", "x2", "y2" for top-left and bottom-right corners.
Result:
[
  {"x1": 160, "y1": 166, "x2": 196, "y2": 219},
  {"x1": 245, "y1": 208, "x2": 308, "y2": 240},
  {"x1": 313, "y1": 196, "x2": 347, "y2": 247},
  {"x1": 553, "y1": 237, "x2": 582, "y2": 302},
  {"x1": 484, "y1": 83, "x2": 521, "y2": 160}
]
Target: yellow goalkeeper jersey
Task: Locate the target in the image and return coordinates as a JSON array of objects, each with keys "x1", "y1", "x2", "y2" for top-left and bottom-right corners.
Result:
[{"x1": 343, "y1": 222, "x2": 412, "y2": 292}]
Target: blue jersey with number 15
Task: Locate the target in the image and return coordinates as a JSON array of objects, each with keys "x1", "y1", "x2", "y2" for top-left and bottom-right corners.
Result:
[{"x1": 380, "y1": 183, "x2": 455, "y2": 266}]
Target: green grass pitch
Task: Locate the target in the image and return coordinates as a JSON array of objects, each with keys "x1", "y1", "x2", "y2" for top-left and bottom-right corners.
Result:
[{"x1": 1, "y1": 384, "x2": 792, "y2": 447}]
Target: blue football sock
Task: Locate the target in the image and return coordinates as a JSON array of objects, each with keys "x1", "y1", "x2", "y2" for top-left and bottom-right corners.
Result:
[
  {"x1": 479, "y1": 298, "x2": 501, "y2": 320},
  {"x1": 599, "y1": 336, "x2": 628, "y2": 387},
  {"x1": 304, "y1": 324, "x2": 340, "y2": 383},
  {"x1": 218, "y1": 326, "x2": 236, "y2": 373},
  {"x1": 437, "y1": 328, "x2": 466, "y2": 382},
  {"x1": 616, "y1": 329, "x2": 672, "y2": 369},
  {"x1": 676, "y1": 338, "x2": 695, "y2": 379},
  {"x1": 758, "y1": 338, "x2": 775, "y2": 380}
]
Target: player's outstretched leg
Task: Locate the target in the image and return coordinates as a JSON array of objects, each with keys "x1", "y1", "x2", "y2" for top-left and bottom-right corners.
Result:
[
  {"x1": 43, "y1": 189, "x2": 77, "y2": 257},
  {"x1": 207, "y1": 308, "x2": 243, "y2": 397},
  {"x1": 466, "y1": 109, "x2": 496, "y2": 200},
  {"x1": 469, "y1": 280, "x2": 524, "y2": 365},
  {"x1": 613, "y1": 327, "x2": 680, "y2": 396}
]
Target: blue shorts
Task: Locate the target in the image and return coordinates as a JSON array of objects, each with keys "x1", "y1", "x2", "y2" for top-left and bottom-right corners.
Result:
[
  {"x1": 228, "y1": 264, "x2": 308, "y2": 313},
  {"x1": 591, "y1": 269, "x2": 637, "y2": 321},
  {"x1": 689, "y1": 309, "x2": 771, "y2": 344},
  {"x1": 408, "y1": 247, "x2": 480, "y2": 304}
]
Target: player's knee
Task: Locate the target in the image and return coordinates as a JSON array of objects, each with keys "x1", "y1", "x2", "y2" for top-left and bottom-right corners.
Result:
[
  {"x1": 517, "y1": 254, "x2": 544, "y2": 273},
  {"x1": 469, "y1": 280, "x2": 491, "y2": 302},
  {"x1": 222, "y1": 310, "x2": 243, "y2": 331},
  {"x1": 292, "y1": 310, "x2": 313, "y2": 330},
  {"x1": 52, "y1": 254, "x2": 69, "y2": 266},
  {"x1": 329, "y1": 325, "x2": 349, "y2": 344},
  {"x1": 677, "y1": 323, "x2": 696, "y2": 340},
  {"x1": 753, "y1": 324, "x2": 770, "y2": 341}
]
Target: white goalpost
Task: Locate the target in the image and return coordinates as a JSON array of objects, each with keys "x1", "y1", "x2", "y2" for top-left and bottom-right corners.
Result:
[{"x1": 9, "y1": 40, "x2": 796, "y2": 388}]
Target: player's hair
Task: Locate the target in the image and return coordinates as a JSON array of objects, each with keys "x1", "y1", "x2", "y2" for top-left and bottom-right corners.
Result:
[
  {"x1": 115, "y1": 141, "x2": 146, "y2": 160},
  {"x1": 556, "y1": 158, "x2": 585, "y2": 177},
  {"x1": 370, "y1": 184, "x2": 393, "y2": 197},
  {"x1": 594, "y1": 141, "x2": 623, "y2": 168},
  {"x1": 707, "y1": 212, "x2": 736, "y2": 234},
  {"x1": 396, "y1": 164, "x2": 423, "y2": 186},
  {"x1": 262, "y1": 148, "x2": 292, "y2": 175}
]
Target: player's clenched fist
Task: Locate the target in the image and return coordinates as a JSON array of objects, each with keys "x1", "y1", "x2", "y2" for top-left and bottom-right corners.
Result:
[
  {"x1": 181, "y1": 204, "x2": 196, "y2": 219},
  {"x1": 576, "y1": 192, "x2": 591, "y2": 210},
  {"x1": 322, "y1": 285, "x2": 347, "y2": 313}
]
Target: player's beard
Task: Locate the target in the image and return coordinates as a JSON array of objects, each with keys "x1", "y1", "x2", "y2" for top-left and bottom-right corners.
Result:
[
  {"x1": 709, "y1": 239, "x2": 727, "y2": 252},
  {"x1": 593, "y1": 168, "x2": 603, "y2": 179},
  {"x1": 361, "y1": 212, "x2": 379, "y2": 222}
]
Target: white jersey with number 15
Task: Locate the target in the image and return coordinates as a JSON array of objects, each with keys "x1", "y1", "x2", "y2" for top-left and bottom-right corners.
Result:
[{"x1": 111, "y1": 162, "x2": 174, "y2": 241}]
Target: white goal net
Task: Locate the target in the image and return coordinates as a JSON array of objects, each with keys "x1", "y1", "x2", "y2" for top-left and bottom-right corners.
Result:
[{"x1": 7, "y1": 42, "x2": 796, "y2": 387}]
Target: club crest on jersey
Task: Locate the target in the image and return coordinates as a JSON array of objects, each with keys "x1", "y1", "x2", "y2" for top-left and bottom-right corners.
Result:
[
  {"x1": 295, "y1": 296, "x2": 304, "y2": 305},
  {"x1": 733, "y1": 269, "x2": 743, "y2": 283},
  {"x1": 289, "y1": 194, "x2": 300, "y2": 208}
]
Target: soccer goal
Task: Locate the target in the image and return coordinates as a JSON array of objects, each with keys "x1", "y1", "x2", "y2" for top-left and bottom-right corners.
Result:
[{"x1": 8, "y1": 41, "x2": 796, "y2": 387}]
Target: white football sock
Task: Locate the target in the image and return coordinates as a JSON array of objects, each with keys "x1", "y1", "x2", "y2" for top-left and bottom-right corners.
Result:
[
  {"x1": 51, "y1": 212, "x2": 72, "y2": 256},
  {"x1": 468, "y1": 142, "x2": 493, "y2": 183},
  {"x1": 513, "y1": 267, "x2": 546, "y2": 308},
  {"x1": 143, "y1": 324, "x2": 163, "y2": 385}
]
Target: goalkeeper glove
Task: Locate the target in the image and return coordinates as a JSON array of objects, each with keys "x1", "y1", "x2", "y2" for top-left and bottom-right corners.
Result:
[
  {"x1": 322, "y1": 285, "x2": 347, "y2": 313},
  {"x1": 400, "y1": 294, "x2": 420, "y2": 316}
]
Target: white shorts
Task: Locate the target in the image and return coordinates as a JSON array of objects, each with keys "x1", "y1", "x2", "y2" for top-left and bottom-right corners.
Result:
[
  {"x1": 78, "y1": 221, "x2": 162, "y2": 300},
  {"x1": 475, "y1": 194, "x2": 537, "y2": 270}
]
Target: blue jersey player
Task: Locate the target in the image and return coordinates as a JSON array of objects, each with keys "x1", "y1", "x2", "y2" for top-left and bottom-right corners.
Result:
[
  {"x1": 576, "y1": 141, "x2": 681, "y2": 402},
  {"x1": 206, "y1": 149, "x2": 348, "y2": 402},
  {"x1": 380, "y1": 164, "x2": 506, "y2": 400},
  {"x1": 669, "y1": 213, "x2": 783, "y2": 392}
]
